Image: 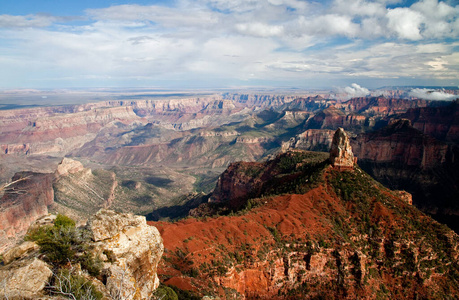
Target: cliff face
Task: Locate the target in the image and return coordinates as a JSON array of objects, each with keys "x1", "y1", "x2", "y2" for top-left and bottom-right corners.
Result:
[
  {"x1": 352, "y1": 119, "x2": 451, "y2": 168},
  {"x1": 151, "y1": 150, "x2": 459, "y2": 299},
  {"x1": 351, "y1": 118, "x2": 459, "y2": 231},
  {"x1": 0, "y1": 172, "x2": 54, "y2": 253},
  {"x1": 337, "y1": 97, "x2": 429, "y2": 116},
  {"x1": 306, "y1": 107, "x2": 367, "y2": 130},
  {"x1": 282, "y1": 129, "x2": 335, "y2": 152},
  {"x1": 401, "y1": 100, "x2": 459, "y2": 143}
]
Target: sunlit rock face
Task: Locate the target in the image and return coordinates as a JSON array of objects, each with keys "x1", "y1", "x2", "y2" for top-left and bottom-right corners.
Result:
[
  {"x1": 88, "y1": 209, "x2": 164, "y2": 300},
  {"x1": 329, "y1": 127, "x2": 355, "y2": 170}
]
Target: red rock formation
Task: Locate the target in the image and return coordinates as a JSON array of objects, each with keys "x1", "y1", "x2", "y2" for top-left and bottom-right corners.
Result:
[
  {"x1": 307, "y1": 106, "x2": 367, "y2": 130},
  {"x1": 337, "y1": 97, "x2": 429, "y2": 116},
  {"x1": 150, "y1": 153, "x2": 459, "y2": 299},
  {"x1": 401, "y1": 100, "x2": 459, "y2": 143},
  {"x1": 352, "y1": 119, "x2": 450, "y2": 168}
]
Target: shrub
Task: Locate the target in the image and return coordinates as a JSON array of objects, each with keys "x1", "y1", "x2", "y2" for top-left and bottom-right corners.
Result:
[
  {"x1": 152, "y1": 285, "x2": 178, "y2": 300},
  {"x1": 49, "y1": 268, "x2": 103, "y2": 300},
  {"x1": 54, "y1": 214, "x2": 76, "y2": 229},
  {"x1": 79, "y1": 252, "x2": 103, "y2": 277}
]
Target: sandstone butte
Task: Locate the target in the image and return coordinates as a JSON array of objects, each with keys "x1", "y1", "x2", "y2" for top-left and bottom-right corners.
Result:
[
  {"x1": 148, "y1": 129, "x2": 459, "y2": 299},
  {"x1": 0, "y1": 209, "x2": 164, "y2": 300}
]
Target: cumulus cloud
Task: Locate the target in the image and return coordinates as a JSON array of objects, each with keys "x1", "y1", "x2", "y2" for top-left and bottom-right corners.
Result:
[
  {"x1": 386, "y1": 8, "x2": 424, "y2": 40},
  {"x1": 343, "y1": 83, "x2": 371, "y2": 98},
  {"x1": 409, "y1": 88, "x2": 458, "y2": 101}
]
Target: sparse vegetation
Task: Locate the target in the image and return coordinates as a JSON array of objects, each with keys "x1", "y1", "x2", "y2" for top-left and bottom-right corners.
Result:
[
  {"x1": 47, "y1": 268, "x2": 103, "y2": 300},
  {"x1": 25, "y1": 214, "x2": 104, "y2": 298}
]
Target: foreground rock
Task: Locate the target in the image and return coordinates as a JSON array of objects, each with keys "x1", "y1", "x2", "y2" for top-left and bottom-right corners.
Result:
[
  {"x1": 0, "y1": 209, "x2": 164, "y2": 300},
  {"x1": 0, "y1": 257, "x2": 52, "y2": 299},
  {"x1": 88, "y1": 209, "x2": 164, "y2": 300}
]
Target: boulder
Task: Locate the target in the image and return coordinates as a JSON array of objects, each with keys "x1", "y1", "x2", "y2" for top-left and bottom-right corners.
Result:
[
  {"x1": 330, "y1": 128, "x2": 355, "y2": 170},
  {"x1": 88, "y1": 209, "x2": 164, "y2": 300},
  {"x1": 0, "y1": 257, "x2": 52, "y2": 299},
  {"x1": 2, "y1": 241, "x2": 39, "y2": 265}
]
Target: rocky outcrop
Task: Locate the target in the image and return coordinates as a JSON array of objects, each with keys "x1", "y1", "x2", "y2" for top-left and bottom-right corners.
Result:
[
  {"x1": 0, "y1": 257, "x2": 52, "y2": 299},
  {"x1": 88, "y1": 209, "x2": 164, "y2": 300},
  {"x1": 2, "y1": 241, "x2": 39, "y2": 264},
  {"x1": 0, "y1": 210, "x2": 164, "y2": 300},
  {"x1": 282, "y1": 129, "x2": 335, "y2": 152},
  {"x1": 55, "y1": 157, "x2": 86, "y2": 177},
  {"x1": 0, "y1": 172, "x2": 54, "y2": 253},
  {"x1": 330, "y1": 128, "x2": 355, "y2": 169}
]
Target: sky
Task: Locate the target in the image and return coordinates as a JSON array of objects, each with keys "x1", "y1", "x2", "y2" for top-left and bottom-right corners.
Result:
[{"x1": 0, "y1": 0, "x2": 458, "y2": 90}]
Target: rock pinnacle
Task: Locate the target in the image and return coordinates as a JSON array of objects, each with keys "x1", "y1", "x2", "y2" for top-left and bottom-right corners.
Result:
[{"x1": 330, "y1": 127, "x2": 355, "y2": 170}]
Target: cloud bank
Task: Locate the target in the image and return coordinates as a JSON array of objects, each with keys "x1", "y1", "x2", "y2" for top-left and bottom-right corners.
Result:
[
  {"x1": 409, "y1": 88, "x2": 458, "y2": 101},
  {"x1": 0, "y1": 0, "x2": 457, "y2": 88}
]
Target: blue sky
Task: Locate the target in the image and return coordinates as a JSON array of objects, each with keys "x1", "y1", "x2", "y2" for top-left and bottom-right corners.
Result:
[{"x1": 0, "y1": 0, "x2": 458, "y2": 90}]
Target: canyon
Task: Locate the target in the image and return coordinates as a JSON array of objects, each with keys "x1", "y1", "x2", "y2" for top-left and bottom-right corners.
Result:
[{"x1": 0, "y1": 90, "x2": 458, "y2": 298}]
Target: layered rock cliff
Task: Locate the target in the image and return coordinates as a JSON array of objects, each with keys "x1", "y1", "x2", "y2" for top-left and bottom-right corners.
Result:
[
  {"x1": 281, "y1": 129, "x2": 335, "y2": 152},
  {"x1": 351, "y1": 118, "x2": 459, "y2": 231}
]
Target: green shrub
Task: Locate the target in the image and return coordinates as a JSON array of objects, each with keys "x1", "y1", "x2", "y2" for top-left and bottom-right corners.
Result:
[
  {"x1": 25, "y1": 225, "x2": 53, "y2": 242},
  {"x1": 153, "y1": 285, "x2": 179, "y2": 300},
  {"x1": 79, "y1": 252, "x2": 103, "y2": 277},
  {"x1": 54, "y1": 214, "x2": 76, "y2": 229}
]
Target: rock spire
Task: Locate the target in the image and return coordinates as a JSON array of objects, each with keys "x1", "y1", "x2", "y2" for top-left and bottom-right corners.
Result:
[{"x1": 329, "y1": 128, "x2": 355, "y2": 169}]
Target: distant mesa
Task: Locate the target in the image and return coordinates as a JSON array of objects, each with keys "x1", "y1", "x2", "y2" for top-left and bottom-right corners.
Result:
[{"x1": 329, "y1": 127, "x2": 356, "y2": 170}]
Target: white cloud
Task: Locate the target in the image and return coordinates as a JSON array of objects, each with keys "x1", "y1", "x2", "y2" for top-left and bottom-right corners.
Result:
[
  {"x1": 409, "y1": 88, "x2": 458, "y2": 100},
  {"x1": 344, "y1": 83, "x2": 370, "y2": 97},
  {"x1": 330, "y1": 0, "x2": 386, "y2": 17},
  {"x1": 235, "y1": 22, "x2": 284, "y2": 37},
  {"x1": 296, "y1": 14, "x2": 360, "y2": 37},
  {"x1": 386, "y1": 7, "x2": 424, "y2": 40}
]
